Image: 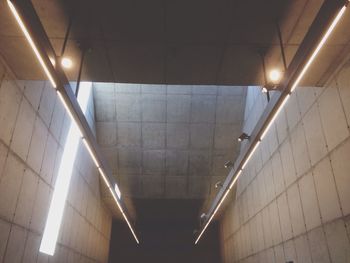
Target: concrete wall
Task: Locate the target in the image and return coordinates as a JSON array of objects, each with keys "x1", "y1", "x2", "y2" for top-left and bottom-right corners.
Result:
[
  {"x1": 0, "y1": 57, "x2": 112, "y2": 263},
  {"x1": 219, "y1": 60, "x2": 350, "y2": 262},
  {"x1": 94, "y1": 83, "x2": 246, "y2": 199}
]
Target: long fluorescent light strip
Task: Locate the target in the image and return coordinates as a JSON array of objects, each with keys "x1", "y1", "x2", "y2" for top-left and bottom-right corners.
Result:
[
  {"x1": 57, "y1": 91, "x2": 84, "y2": 137},
  {"x1": 260, "y1": 94, "x2": 290, "y2": 140},
  {"x1": 82, "y1": 139, "x2": 100, "y2": 168},
  {"x1": 109, "y1": 187, "x2": 140, "y2": 244},
  {"x1": 241, "y1": 141, "x2": 261, "y2": 169},
  {"x1": 8, "y1": 0, "x2": 139, "y2": 245},
  {"x1": 195, "y1": 3, "x2": 348, "y2": 244},
  {"x1": 98, "y1": 168, "x2": 111, "y2": 188},
  {"x1": 291, "y1": 5, "x2": 347, "y2": 92},
  {"x1": 7, "y1": 0, "x2": 57, "y2": 88},
  {"x1": 229, "y1": 169, "x2": 242, "y2": 190},
  {"x1": 195, "y1": 168, "x2": 243, "y2": 244}
]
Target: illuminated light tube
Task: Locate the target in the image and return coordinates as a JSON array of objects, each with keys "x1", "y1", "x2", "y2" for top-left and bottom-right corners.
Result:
[
  {"x1": 7, "y1": 0, "x2": 57, "y2": 88},
  {"x1": 110, "y1": 188, "x2": 124, "y2": 212},
  {"x1": 122, "y1": 212, "x2": 140, "y2": 244},
  {"x1": 82, "y1": 138, "x2": 100, "y2": 168},
  {"x1": 108, "y1": 182, "x2": 140, "y2": 244},
  {"x1": 59, "y1": 87, "x2": 139, "y2": 245},
  {"x1": 260, "y1": 94, "x2": 290, "y2": 140},
  {"x1": 110, "y1": 189, "x2": 140, "y2": 244},
  {"x1": 195, "y1": 3, "x2": 348, "y2": 246},
  {"x1": 196, "y1": 185, "x2": 233, "y2": 245},
  {"x1": 98, "y1": 167, "x2": 111, "y2": 189},
  {"x1": 241, "y1": 141, "x2": 261, "y2": 170},
  {"x1": 57, "y1": 91, "x2": 83, "y2": 138},
  {"x1": 290, "y1": 5, "x2": 347, "y2": 92},
  {"x1": 229, "y1": 169, "x2": 243, "y2": 190}
]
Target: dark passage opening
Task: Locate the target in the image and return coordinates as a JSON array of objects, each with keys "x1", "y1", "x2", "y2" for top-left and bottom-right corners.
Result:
[{"x1": 108, "y1": 199, "x2": 221, "y2": 263}]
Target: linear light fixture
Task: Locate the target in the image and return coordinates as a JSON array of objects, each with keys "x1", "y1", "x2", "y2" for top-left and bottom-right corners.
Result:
[
  {"x1": 241, "y1": 141, "x2": 261, "y2": 170},
  {"x1": 7, "y1": 0, "x2": 56, "y2": 88},
  {"x1": 229, "y1": 169, "x2": 242, "y2": 190},
  {"x1": 61, "y1": 89, "x2": 140, "y2": 247},
  {"x1": 98, "y1": 167, "x2": 111, "y2": 188},
  {"x1": 194, "y1": 2, "x2": 348, "y2": 244},
  {"x1": 82, "y1": 138, "x2": 100, "y2": 167},
  {"x1": 7, "y1": 0, "x2": 139, "y2": 248},
  {"x1": 195, "y1": 169, "x2": 242, "y2": 244},
  {"x1": 290, "y1": 5, "x2": 347, "y2": 92},
  {"x1": 260, "y1": 94, "x2": 290, "y2": 140}
]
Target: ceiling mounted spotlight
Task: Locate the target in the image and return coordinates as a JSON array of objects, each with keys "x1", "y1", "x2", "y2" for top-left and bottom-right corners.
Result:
[
  {"x1": 215, "y1": 181, "x2": 223, "y2": 189},
  {"x1": 224, "y1": 161, "x2": 233, "y2": 169},
  {"x1": 200, "y1": 213, "x2": 207, "y2": 226},
  {"x1": 61, "y1": 57, "x2": 73, "y2": 69},
  {"x1": 238, "y1": 133, "x2": 250, "y2": 142},
  {"x1": 269, "y1": 69, "x2": 283, "y2": 84}
]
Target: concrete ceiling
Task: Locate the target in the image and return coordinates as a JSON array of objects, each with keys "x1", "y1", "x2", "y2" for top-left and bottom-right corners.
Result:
[
  {"x1": 2, "y1": 0, "x2": 349, "y2": 86},
  {"x1": 94, "y1": 83, "x2": 246, "y2": 200}
]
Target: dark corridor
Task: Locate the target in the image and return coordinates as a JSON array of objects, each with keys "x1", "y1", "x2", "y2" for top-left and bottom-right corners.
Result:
[{"x1": 108, "y1": 199, "x2": 222, "y2": 263}]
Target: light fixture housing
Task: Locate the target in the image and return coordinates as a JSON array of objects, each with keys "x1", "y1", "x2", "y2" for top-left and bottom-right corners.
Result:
[
  {"x1": 214, "y1": 181, "x2": 223, "y2": 189},
  {"x1": 237, "y1": 132, "x2": 250, "y2": 142},
  {"x1": 224, "y1": 161, "x2": 233, "y2": 169}
]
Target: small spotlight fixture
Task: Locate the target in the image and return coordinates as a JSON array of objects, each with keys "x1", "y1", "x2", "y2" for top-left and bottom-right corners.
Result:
[
  {"x1": 200, "y1": 213, "x2": 207, "y2": 226},
  {"x1": 224, "y1": 161, "x2": 233, "y2": 169},
  {"x1": 238, "y1": 133, "x2": 250, "y2": 142},
  {"x1": 261, "y1": 87, "x2": 268, "y2": 93},
  {"x1": 215, "y1": 181, "x2": 223, "y2": 189},
  {"x1": 269, "y1": 69, "x2": 282, "y2": 84},
  {"x1": 61, "y1": 57, "x2": 73, "y2": 69}
]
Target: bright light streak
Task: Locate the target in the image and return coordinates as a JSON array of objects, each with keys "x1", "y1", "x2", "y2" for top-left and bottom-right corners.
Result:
[
  {"x1": 40, "y1": 84, "x2": 92, "y2": 255},
  {"x1": 98, "y1": 168, "x2": 111, "y2": 189},
  {"x1": 7, "y1": 0, "x2": 57, "y2": 88},
  {"x1": 109, "y1": 189, "x2": 140, "y2": 244},
  {"x1": 195, "y1": 188, "x2": 231, "y2": 244},
  {"x1": 82, "y1": 138, "x2": 100, "y2": 168},
  {"x1": 196, "y1": 168, "x2": 243, "y2": 245},
  {"x1": 229, "y1": 169, "x2": 242, "y2": 190},
  {"x1": 122, "y1": 212, "x2": 140, "y2": 244},
  {"x1": 260, "y1": 94, "x2": 290, "y2": 140},
  {"x1": 290, "y1": 6, "x2": 347, "y2": 92},
  {"x1": 57, "y1": 91, "x2": 83, "y2": 138},
  {"x1": 241, "y1": 141, "x2": 261, "y2": 169},
  {"x1": 195, "y1": 3, "x2": 348, "y2": 245}
]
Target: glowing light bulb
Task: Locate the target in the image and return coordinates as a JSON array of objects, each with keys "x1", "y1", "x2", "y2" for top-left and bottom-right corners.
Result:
[
  {"x1": 61, "y1": 57, "x2": 73, "y2": 69},
  {"x1": 269, "y1": 69, "x2": 282, "y2": 84}
]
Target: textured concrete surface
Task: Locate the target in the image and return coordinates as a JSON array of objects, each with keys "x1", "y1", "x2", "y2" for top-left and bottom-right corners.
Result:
[
  {"x1": 0, "y1": 57, "x2": 111, "y2": 263},
  {"x1": 219, "y1": 59, "x2": 350, "y2": 262},
  {"x1": 94, "y1": 83, "x2": 246, "y2": 199},
  {"x1": 2, "y1": 0, "x2": 350, "y2": 87}
]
